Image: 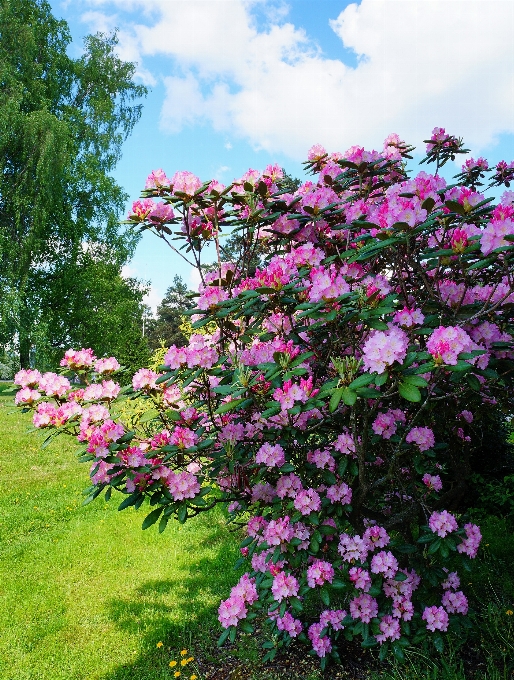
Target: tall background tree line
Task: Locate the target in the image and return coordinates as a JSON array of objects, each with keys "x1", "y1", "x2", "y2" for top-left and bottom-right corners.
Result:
[{"x1": 0, "y1": 0, "x2": 150, "y2": 376}]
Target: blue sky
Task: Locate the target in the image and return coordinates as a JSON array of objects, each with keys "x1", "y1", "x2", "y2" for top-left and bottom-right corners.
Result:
[{"x1": 51, "y1": 0, "x2": 514, "y2": 311}]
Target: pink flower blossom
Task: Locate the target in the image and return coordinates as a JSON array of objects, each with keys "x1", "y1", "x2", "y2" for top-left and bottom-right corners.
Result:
[
  {"x1": 39, "y1": 373, "x2": 70, "y2": 397},
  {"x1": 362, "y1": 326, "x2": 409, "y2": 374},
  {"x1": 426, "y1": 326, "x2": 473, "y2": 365},
  {"x1": 307, "y1": 559, "x2": 334, "y2": 588},
  {"x1": 363, "y1": 525, "x2": 390, "y2": 550},
  {"x1": 271, "y1": 572, "x2": 299, "y2": 602},
  {"x1": 406, "y1": 427, "x2": 435, "y2": 452},
  {"x1": 60, "y1": 348, "x2": 96, "y2": 370},
  {"x1": 325, "y1": 482, "x2": 352, "y2": 505},
  {"x1": 370, "y1": 551, "x2": 399, "y2": 578},
  {"x1": 218, "y1": 596, "x2": 247, "y2": 628},
  {"x1": 422, "y1": 605, "x2": 449, "y2": 632},
  {"x1": 14, "y1": 369, "x2": 42, "y2": 388},
  {"x1": 422, "y1": 473, "x2": 443, "y2": 492},
  {"x1": 349, "y1": 594, "x2": 379, "y2": 623},
  {"x1": 429, "y1": 510, "x2": 458, "y2": 538},
  {"x1": 376, "y1": 615, "x2": 401, "y2": 644},
  {"x1": 293, "y1": 488, "x2": 321, "y2": 515},
  {"x1": 256, "y1": 443, "x2": 285, "y2": 468},
  {"x1": 308, "y1": 622, "x2": 332, "y2": 658},
  {"x1": 132, "y1": 368, "x2": 159, "y2": 391},
  {"x1": 349, "y1": 567, "x2": 371, "y2": 592},
  {"x1": 166, "y1": 471, "x2": 200, "y2": 500},
  {"x1": 338, "y1": 534, "x2": 368, "y2": 563},
  {"x1": 145, "y1": 168, "x2": 170, "y2": 189},
  {"x1": 276, "y1": 611, "x2": 302, "y2": 637},
  {"x1": 94, "y1": 357, "x2": 120, "y2": 374},
  {"x1": 442, "y1": 590, "x2": 468, "y2": 615},
  {"x1": 15, "y1": 387, "x2": 41, "y2": 405},
  {"x1": 457, "y1": 522, "x2": 482, "y2": 558}
]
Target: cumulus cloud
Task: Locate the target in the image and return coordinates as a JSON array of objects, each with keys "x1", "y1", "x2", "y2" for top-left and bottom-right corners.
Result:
[{"x1": 79, "y1": 0, "x2": 514, "y2": 159}]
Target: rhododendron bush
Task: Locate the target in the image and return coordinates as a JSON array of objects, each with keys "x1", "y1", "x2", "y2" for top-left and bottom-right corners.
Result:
[{"x1": 15, "y1": 129, "x2": 514, "y2": 667}]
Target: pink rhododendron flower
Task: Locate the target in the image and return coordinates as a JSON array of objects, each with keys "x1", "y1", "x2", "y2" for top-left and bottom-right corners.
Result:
[
  {"x1": 14, "y1": 369, "x2": 42, "y2": 388},
  {"x1": 370, "y1": 551, "x2": 399, "y2": 578},
  {"x1": 442, "y1": 590, "x2": 468, "y2": 615},
  {"x1": 271, "y1": 572, "x2": 299, "y2": 602},
  {"x1": 457, "y1": 523, "x2": 482, "y2": 558},
  {"x1": 362, "y1": 326, "x2": 409, "y2": 374},
  {"x1": 349, "y1": 594, "x2": 379, "y2": 623},
  {"x1": 293, "y1": 488, "x2": 321, "y2": 515},
  {"x1": 426, "y1": 326, "x2": 473, "y2": 365},
  {"x1": 422, "y1": 473, "x2": 443, "y2": 492},
  {"x1": 308, "y1": 622, "x2": 332, "y2": 658},
  {"x1": 349, "y1": 567, "x2": 371, "y2": 592},
  {"x1": 256, "y1": 443, "x2": 285, "y2": 468},
  {"x1": 307, "y1": 559, "x2": 334, "y2": 588},
  {"x1": 145, "y1": 168, "x2": 170, "y2": 189},
  {"x1": 94, "y1": 357, "x2": 120, "y2": 374},
  {"x1": 132, "y1": 368, "x2": 159, "y2": 391},
  {"x1": 166, "y1": 471, "x2": 200, "y2": 500},
  {"x1": 406, "y1": 427, "x2": 435, "y2": 452},
  {"x1": 338, "y1": 534, "x2": 368, "y2": 563},
  {"x1": 422, "y1": 606, "x2": 449, "y2": 632},
  {"x1": 15, "y1": 387, "x2": 41, "y2": 405},
  {"x1": 376, "y1": 615, "x2": 401, "y2": 644},
  {"x1": 39, "y1": 373, "x2": 71, "y2": 397},
  {"x1": 60, "y1": 348, "x2": 96, "y2": 370},
  {"x1": 429, "y1": 510, "x2": 458, "y2": 537},
  {"x1": 276, "y1": 611, "x2": 302, "y2": 637}
]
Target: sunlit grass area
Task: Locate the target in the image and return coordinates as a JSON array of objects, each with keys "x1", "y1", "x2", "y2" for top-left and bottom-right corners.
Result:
[{"x1": 0, "y1": 384, "x2": 241, "y2": 680}]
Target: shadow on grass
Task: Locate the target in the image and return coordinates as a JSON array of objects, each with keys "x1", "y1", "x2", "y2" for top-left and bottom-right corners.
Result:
[{"x1": 101, "y1": 542, "x2": 247, "y2": 680}]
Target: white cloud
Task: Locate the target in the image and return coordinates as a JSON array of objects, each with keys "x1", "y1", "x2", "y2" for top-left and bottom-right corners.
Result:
[
  {"x1": 143, "y1": 285, "x2": 163, "y2": 315},
  {"x1": 188, "y1": 267, "x2": 202, "y2": 293},
  {"x1": 79, "y1": 0, "x2": 514, "y2": 159}
]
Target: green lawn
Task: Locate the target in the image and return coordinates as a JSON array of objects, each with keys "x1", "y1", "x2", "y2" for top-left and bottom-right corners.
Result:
[{"x1": 0, "y1": 385, "x2": 241, "y2": 680}]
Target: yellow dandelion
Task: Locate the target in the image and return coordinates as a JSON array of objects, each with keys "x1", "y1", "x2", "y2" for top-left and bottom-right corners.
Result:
[
  {"x1": 181, "y1": 659, "x2": 188, "y2": 666},
  {"x1": 169, "y1": 660, "x2": 177, "y2": 667},
  {"x1": 506, "y1": 609, "x2": 513, "y2": 616},
  {"x1": 187, "y1": 657, "x2": 194, "y2": 663},
  {"x1": 180, "y1": 649, "x2": 188, "y2": 656},
  {"x1": 190, "y1": 675, "x2": 198, "y2": 680},
  {"x1": 174, "y1": 673, "x2": 181, "y2": 678},
  {"x1": 156, "y1": 642, "x2": 163, "y2": 648}
]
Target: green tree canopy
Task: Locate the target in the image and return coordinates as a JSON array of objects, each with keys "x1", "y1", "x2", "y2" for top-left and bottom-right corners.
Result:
[{"x1": 0, "y1": 0, "x2": 147, "y2": 367}]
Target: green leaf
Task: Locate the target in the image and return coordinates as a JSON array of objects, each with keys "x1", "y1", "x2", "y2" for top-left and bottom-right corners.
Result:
[
  {"x1": 139, "y1": 408, "x2": 159, "y2": 423},
  {"x1": 158, "y1": 514, "x2": 169, "y2": 533},
  {"x1": 214, "y1": 398, "x2": 245, "y2": 415},
  {"x1": 218, "y1": 628, "x2": 231, "y2": 646},
  {"x1": 177, "y1": 505, "x2": 187, "y2": 524},
  {"x1": 433, "y1": 633, "x2": 444, "y2": 653},
  {"x1": 349, "y1": 373, "x2": 375, "y2": 389},
  {"x1": 329, "y1": 388, "x2": 344, "y2": 412},
  {"x1": 398, "y1": 382, "x2": 421, "y2": 402},
  {"x1": 118, "y1": 492, "x2": 141, "y2": 511},
  {"x1": 355, "y1": 387, "x2": 379, "y2": 399},
  {"x1": 342, "y1": 388, "x2": 357, "y2": 406},
  {"x1": 402, "y1": 375, "x2": 428, "y2": 387},
  {"x1": 320, "y1": 588, "x2": 330, "y2": 606},
  {"x1": 142, "y1": 506, "x2": 164, "y2": 530},
  {"x1": 392, "y1": 642, "x2": 406, "y2": 662}
]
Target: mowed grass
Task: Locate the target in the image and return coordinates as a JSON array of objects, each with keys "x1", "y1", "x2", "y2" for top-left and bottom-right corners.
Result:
[{"x1": 0, "y1": 385, "x2": 241, "y2": 680}]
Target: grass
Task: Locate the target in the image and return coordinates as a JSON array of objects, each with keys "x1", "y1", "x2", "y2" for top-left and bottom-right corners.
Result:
[
  {"x1": 1, "y1": 381, "x2": 513, "y2": 680},
  {"x1": 0, "y1": 384, "x2": 241, "y2": 680}
]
